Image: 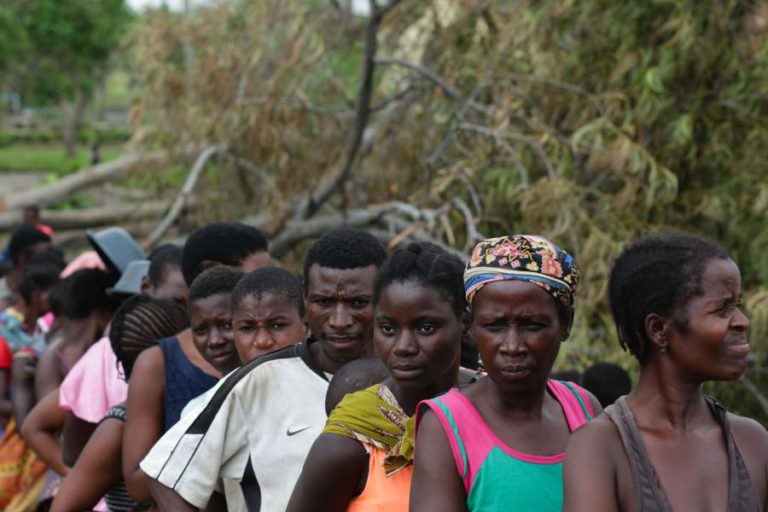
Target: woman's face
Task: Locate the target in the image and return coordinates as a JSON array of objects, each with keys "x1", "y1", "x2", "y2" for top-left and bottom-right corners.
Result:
[
  {"x1": 374, "y1": 280, "x2": 463, "y2": 390},
  {"x1": 667, "y1": 258, "x2": 750, "y2": 381},
  {"x1": 470, "y1": 280, "x2": 564, "y2": 394}
]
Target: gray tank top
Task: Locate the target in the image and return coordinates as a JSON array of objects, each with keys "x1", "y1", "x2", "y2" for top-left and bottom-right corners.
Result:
[{"x1": 604, "y1": 395, "x2": 759, "y2": 512}]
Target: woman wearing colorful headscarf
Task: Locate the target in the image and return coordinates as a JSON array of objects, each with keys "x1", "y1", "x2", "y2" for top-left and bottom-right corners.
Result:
[{"x1": 410, "y1": 235, "x2": 601, "y2": 512}]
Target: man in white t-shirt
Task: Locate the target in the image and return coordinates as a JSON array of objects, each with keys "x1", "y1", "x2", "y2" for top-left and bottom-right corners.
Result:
[{"x1": 141, "y1": 228, "x2": 388, "y2": 511}]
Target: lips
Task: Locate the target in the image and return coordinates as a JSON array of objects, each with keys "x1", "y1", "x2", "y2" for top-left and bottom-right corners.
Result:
[
  {"x1": 390, "y1": 362, "x2": 424, "y2": 380},
  {"x1": 324, "y1": 334, "x2": 362, "y2": 346},
  {"x1": 727, "y1": 341, "x2": 750, "y2": 359},
  {"x1": 209, "y1": 348, "x2": 236, "y2": 363},
  {"x1": 499, "y1": 364, "x2": 532, "y2": 380}
]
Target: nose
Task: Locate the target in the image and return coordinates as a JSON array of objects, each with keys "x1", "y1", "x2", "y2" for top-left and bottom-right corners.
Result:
[
  {"x1": 208, "y1": 328, "x2": 227, "y2": 348},
  {"x1": 329, "y1": 303, "x2": 353, "y2": 330},
  {"x1": 500, "y1": 330, "x2": 527, "y2": 356},
  {"x1": 732, "y1": 306, "x2": 751, "y2": 331},
  {"x1": 254, "y1": 328, "x2": 275, "y2": 350},
  {"x1": 392, "y1": 330, "x2": 418, "y2": 357}
]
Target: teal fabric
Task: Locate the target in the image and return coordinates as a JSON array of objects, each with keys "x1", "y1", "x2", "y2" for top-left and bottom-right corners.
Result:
[{"x1": 467, "y1": 446, "x2": 564, "y2": 512}]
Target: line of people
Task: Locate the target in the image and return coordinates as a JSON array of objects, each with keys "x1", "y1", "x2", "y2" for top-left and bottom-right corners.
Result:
[{"x1": 0, "y1": 221, "x2": 764, "y2": 511}]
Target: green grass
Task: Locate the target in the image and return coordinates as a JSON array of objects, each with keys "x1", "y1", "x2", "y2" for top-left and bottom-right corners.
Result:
[{"x1": 0, "y1": 143, "x2": 124, "y2": 177}]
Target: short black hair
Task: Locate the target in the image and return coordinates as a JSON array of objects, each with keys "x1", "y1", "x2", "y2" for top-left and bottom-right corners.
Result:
[
  {"x1": 608, "y1": 232, "x2": 730, "y2": 363},
  {"x1": 8, "y1": 226, "x2": 51, "y2": 265},
  {"x1": 231, "y1": 267, "x2": 304, "y2": 317},
  {"x1": 148, "y1": 244, "x2": 182, "y2": 285},
  {"x1": 325, "y1": 357, "x2": 389, "y2": 415},
  {"x1": 373, "y1": 241, "x2": 466, "y2": 315},
  {"x1": 18, "y1": 263, "x2": 61, "y2": 303},
  {"x1": 23, "y1": 205, "x2": 40, "y2": 215},
  {"x1": 181, "y1": 223, "x2": 269, "y2": 286},
  {"x1": 57, "y1": 269, "x2": 121, "y2": 319},
  {"x1": 581, "y1": 363, "x2": 631, "y2": 407},
  {"x1": 188, "y1": 265, "x2": 244, "y2": 305},
  {"x1": 110, "y1": 295, "x2": 189, "y2": 380},
  {"x1": 303, "y1": 228, "x2": 387, "y2": 287}
]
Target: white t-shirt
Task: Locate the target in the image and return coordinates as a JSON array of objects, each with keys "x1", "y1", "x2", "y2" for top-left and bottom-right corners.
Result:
[{"x1": 140, "y1": 340, "x2": 329, "y2": 511}]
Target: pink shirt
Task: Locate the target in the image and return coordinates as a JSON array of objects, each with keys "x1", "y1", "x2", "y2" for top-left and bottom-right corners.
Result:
[{"x1": 59, "y1": 336, "x2": 127, "y2": 423}]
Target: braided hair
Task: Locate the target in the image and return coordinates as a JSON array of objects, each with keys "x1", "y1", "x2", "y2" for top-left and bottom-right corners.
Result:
[
  {"x1": 373, "y1": 241, "x2": 465, "y2": 314},
  {"x1": 608, "y1": 232, "x2": 730, "y2": 363},
  {"x1": 109, "y1": 295, "x2": 189, "y2": 380}
]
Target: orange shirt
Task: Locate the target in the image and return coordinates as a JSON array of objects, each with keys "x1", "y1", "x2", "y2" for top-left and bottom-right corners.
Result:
[{"x1": 348, "y1": 445, "x2": 412, "y2": 512}]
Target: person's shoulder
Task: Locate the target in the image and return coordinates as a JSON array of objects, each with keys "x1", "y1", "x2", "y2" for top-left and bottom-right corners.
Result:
[
  {"x1": 133, "y1": 345, "x2": 164, "y2": 374},
  {"x1": 728, "y1": 411, "x2": 768, "y2": 448},
  {"x1": 568, "y1": 411, "x2": 622, "y2": 453}
]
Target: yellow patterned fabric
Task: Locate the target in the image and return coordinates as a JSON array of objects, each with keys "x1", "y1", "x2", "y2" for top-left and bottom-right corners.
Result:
[
  {"x1": 324, "y1": 384, "x2": 415, "y2": 476},
  {"x1": 0, "y1": 419, "x2": 47, "y2": 509}
]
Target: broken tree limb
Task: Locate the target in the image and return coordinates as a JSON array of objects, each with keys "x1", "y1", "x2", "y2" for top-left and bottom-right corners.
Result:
[
  {"x1": 295, "y1": 0, "x2": 402, "y2": 221},
  {"x1": 0, "y1": 150, "x2": 172, "y2": 211},
  {"x1": 144, "y1": 145, "x2": 220, "y2": 248},
  {"x1": 0, "y1": 201, "x2": 171, "y2": 233}
]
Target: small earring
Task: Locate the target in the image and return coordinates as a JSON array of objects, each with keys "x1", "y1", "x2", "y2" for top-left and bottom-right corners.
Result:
[{"x1": 659, "y1": 337, "x2": 669, "y2": 355}]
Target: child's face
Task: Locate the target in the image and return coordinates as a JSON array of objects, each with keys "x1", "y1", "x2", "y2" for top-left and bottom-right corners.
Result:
[
  {"x1": 232, "y1": 292, "x2": 307, "y2": 364},
  {"x1": 189, "y1": 292, "x2": 239, "y2": 373}
]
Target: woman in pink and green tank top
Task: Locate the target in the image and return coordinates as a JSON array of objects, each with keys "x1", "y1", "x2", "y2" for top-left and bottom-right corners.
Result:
[{"x1": 411, "y1": 235, "x2": 602, "y2": 512}]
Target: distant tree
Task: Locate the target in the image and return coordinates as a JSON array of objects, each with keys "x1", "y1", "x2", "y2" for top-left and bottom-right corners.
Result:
[{"x1": 7, "y1": 0, "x2": 132, "y2": 154}]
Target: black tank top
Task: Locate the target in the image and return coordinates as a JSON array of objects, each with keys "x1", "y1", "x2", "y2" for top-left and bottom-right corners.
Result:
[{"x1": 605, "y1": 395, "x2": 759, "y2": 512}]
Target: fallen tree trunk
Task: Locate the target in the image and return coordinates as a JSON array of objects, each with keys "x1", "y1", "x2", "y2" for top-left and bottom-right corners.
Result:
[
  {"x1": 0, "y1": 150, "x2": 172, "y2": 211},
  {"x1": 0, "y1": 201, "x2": 172, "y2": 233}
]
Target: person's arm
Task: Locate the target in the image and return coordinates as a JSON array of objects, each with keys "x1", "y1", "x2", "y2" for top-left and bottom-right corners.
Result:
[
  {"x1": 148, "y1": 480, "x2": 198, "y2": 512},
  {"x1": 409, "y1": 410, "x2": 467, "y2": 512},
  {"x1": 0, "y1": 368, "x2": 14, "y2": 418},
  {"x1": 34, "y1": 348, "x2": 63, "y2": 400},
  {"x1": 50, "y1": 417, "x2": 124, "y2": 512},
  {"x1": 123, "y1": 346, "x2": 165, "y2": 502},
  {"x1": 11, "y1": 354, "x2": 36, "y2": 427},
  {"x1": 287, "y1": 433, "x2": 368, "y2": 512},
  {"x1": 562, "y1": 418, "x2": 619, "y2": 512},
  {"x1": 61, "y1": 413, "x2": 97, "y2": 467},
  {"x1": 20, "y1": 388, "x2": 67, "y2": 475}
]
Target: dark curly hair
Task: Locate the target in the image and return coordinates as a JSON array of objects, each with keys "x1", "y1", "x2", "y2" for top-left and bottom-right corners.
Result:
[
  {"x1": 373, "y1": 241, "x2": 466, "y2": 315},
  {"x1": 608, "y1": 232, "x2": 730, "y2": 363},
  {"x1": 8, "y1": 226, "x2": 51, "y2": 265},
  {"x1": 147, "y1": 244, "x2": 183, "y2": 286},
  {"x1": 109, "y1": 295, "x2": 189, "y2": 380},
  {"x1": 302, "y1": 228, "x2": 387, "y2": 288},
  {"x1": 57, "y1": 269, "x2": 121, "y2": 319},
  {"x1": 231, "y1": 267, "x2": 304, "y2": 317},
  {"x1": 181, "y1": 223, "x2": 269, "y2": 286},
  {"x1": 188, "y1": 265, "x2": 245, "y2": 305}
]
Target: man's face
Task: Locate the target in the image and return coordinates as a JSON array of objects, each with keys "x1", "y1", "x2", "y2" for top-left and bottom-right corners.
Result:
[{"x1": 304, "y1": 264, "x2": 377, "y2": 369}]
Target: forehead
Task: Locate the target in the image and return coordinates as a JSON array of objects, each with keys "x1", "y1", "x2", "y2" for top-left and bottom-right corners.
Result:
[
  {"x1": 376, "y1": 281, "x2": 455, "y2": 317},
  {"x1": 472, "y1": 279, "x2": 557, "y2": 315},
  {"x1": 698, "y1": 258, "x2": 741, "y2": 298},
  {"x1": 234, "y1": 292, "x2": 299, "y2": 316},
  {"x1": 189, "y1": 292, "x2": 231, "y2": 319},
  {"x1": 306, "y1": 264, "x2": 377, "y2": 295}
]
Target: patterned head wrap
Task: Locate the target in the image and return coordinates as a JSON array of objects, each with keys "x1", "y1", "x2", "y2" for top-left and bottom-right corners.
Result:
[{"x1": 464, "y1": 235, "x2": 580, "y2": 309}]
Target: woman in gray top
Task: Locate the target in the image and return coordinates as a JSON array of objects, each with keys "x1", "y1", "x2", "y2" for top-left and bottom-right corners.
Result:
[{"x1": 563, "y1": 232, "x2": 767, "y2": 512}]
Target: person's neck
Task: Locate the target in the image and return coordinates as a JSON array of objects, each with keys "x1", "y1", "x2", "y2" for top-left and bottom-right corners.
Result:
[
  {"x1": 482, "y1": 377, "x2": 549, "y2": 421},
  {"x1": 388, "y1": 368, "x2": 459, "y2": 417},
  {"x1": 61, "y1": 318, "x2": 101, "y2": 350},
  {"x1": 308, "y1": 338, "x2": 374, "y2": 375},
  {"x1": 629, "y1": 359, "x2": 707, "y2": 431}
]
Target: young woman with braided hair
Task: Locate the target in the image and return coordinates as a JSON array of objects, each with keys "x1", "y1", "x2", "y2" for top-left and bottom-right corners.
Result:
[
  {"x1": 50, "y1": 295, "x2": 189, "y2": 512},
  {"x1": 288, "y1": 241, "x2": 468, "y2": 512}
]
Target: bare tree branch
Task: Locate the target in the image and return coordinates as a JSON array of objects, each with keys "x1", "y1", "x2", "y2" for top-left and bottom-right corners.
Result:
[{"x1": 295, "y1": 0, "x2": 402, "y2": 221}]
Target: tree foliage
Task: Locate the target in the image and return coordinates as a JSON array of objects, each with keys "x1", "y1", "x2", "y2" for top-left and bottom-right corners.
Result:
[{"x1": 129, "y1": 0, "x2": 768, "y2": 420}]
